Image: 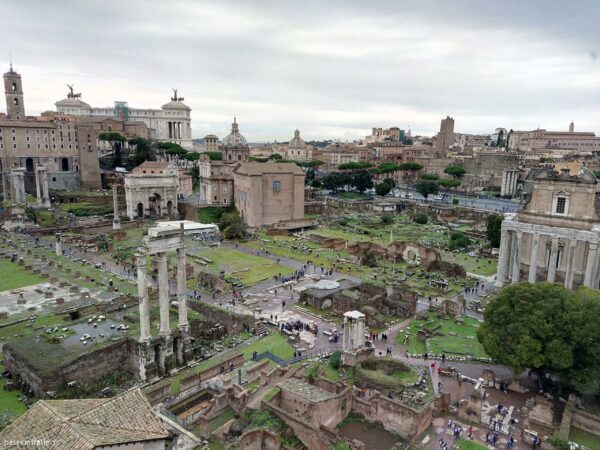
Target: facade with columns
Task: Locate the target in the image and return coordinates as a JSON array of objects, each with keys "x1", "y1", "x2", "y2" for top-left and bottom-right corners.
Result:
[
  {"x1": 56, "y1": 90, "x2": 193, "y2": 149},
  {"x1": 495, "y1": 166, "x2": 600, "y2": 290}
]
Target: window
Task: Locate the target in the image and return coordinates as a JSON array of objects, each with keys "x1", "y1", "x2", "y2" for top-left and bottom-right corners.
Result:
[
  {"x1": 556, "y1": 197, "x2": 566, "y2": 214},
  {"x1": 273, "y1": 180, "x2": 281, "y2": 192},
  {"x1": 11, "y1": 82, "x2": 16, "y2": 92}
]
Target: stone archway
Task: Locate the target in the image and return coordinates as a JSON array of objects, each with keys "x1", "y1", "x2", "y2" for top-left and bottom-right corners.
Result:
[
  {"x1": 137, "y1": 202, "x2": 144, "y2": 219},
  {"x1": 25, "y1": 158, "x2": 34, "y2": 172},
  {"x1": 61, "y1": 158, "x2": 69, "y2": 172},
  {"x1": 167, "y1": 200, "x2": 173, "y2": 217},
  {"x1": 173, "y1": 336, "x2": 183, "y2": 365},
  {"x1": 148, "y1": 193, "x2": 162, "y2": 217},
  {"x1": 154, "y1": 343, "x2": 165, "y2": 375}
]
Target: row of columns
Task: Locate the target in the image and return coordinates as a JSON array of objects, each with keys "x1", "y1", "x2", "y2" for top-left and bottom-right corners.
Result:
[
  {"x1": 5, "y1": 165, "x2": 49, "y2": 207},
  {"x1": 168, "y1": 121, "x2": 183, "y2": 139},
  {"x1": 136, "y1": 247, "x2": 189, "y2": 343},
  {"x1": 500, "y1": 169, "x2": 518, "y2": 197},
  {"x1": 35, "y1": 165, "x2": 50, "y2": 208},
  {"x1": 496, "y1": 228, "x2": 599, "y2": 289}
]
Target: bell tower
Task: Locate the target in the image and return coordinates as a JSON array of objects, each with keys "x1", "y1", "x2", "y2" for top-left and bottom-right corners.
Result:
[{"x1": 4, "y1": 63, "x2": 25, "y2": 120}]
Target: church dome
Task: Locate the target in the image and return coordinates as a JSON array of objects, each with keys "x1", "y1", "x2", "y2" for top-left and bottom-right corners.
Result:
[
  {"x1": 288, "y1": 129, "x2": 306, "y2": 149},
  {"x1": 222, "y1": 117, "x2": 248, "y2": 147}
]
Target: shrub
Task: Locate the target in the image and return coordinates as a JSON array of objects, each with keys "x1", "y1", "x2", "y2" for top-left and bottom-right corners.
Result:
[
  {"x1": 452, "y1": 198, "x2": 459, "y2": 205},
  {"x1": 329, "y1": 351, "x2": 342, "y2": 370},
  {"x1": 449, "y1": 231, "x2": 471, "y2": 250},
  {"x1": 380, "y1": 213, "x2": 394, "y2": 225},
  {"x1": 414, "y1": 212, "x2": 428, "y2": 224}
]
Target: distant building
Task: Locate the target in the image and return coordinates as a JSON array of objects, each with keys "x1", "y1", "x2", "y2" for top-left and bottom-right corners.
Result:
[
  {"x1": 365, "y1": 126, "x2": 405, "y2": 144},
  {"x1": 233, "y1": 162, "x2": 305, "y2": 227},
  {"x1": 285, "y1": 129, "x2": 313, "y2": 161},
  {"x1": 198, "y1": 117, "x2": 250, "y2": 205},
  {"x1": 436, "y1": 116, "x2": 455, "y2": 153},
  {"x1": 496, "y1": 165, "x2": 600, "y2": 289},
  {"x1": 1, "y1": 65, "x2": 101, "y2": 196},
  {"x1": 204, "y1": 134, "x2": 219, "y2": 152},
  {"x1": 0, "y1": 388, "x2": 171, "y2": 450},
  {"x1": 56, "y1": 88, "x2": 193, "y2": 149},
  {"x1": 508, "y1": 123, "x2": 600, "y2": 153}
]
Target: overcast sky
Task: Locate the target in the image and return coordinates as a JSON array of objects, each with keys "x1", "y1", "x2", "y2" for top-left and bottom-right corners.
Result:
[{"x1": 2, "y1": 0, "x2": 600, "y2": 141}]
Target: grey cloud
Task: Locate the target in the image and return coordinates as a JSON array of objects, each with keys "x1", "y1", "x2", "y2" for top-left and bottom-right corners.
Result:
[{"x1": 1, "y1": 0, "x2": 600, "y2": 140}]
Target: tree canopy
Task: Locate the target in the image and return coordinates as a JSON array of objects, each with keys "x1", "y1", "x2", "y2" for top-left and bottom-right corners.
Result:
[
  {"x1": 270, "y1": 153, "x2": 283, "y2": 160},
  {"x1": 204, "y1": 151, "x2": 223, "y2": 161},
  {"x1": 338, "y1": 161, "x2": 373, "y2": 171},
  {"x1": 420, "y1": 173, "x2": 439, "y2": 181},
  {"x1": 449, "y1": 231, "x2": 470, "y2": 250},
  {"x1": 486, "y1": 213, "x2": 503, "y2": 248},
  {"x1": 439, "y1": 178, "x2": 462, "y2": 188},
  {"x1": 477, "y1": 283, "x2": 600, "y2": 394},
  {"x1": 350, "y1": 169, "x2": 374, "y2": 193},
  {"x1": 415, "y1": 180, "x2": 439, "y2": 198},
  {"x1": 398, "y1": 162, "x2": 423, "y2": 172},
  {"x1": 375, "y1": 181, "x2": 393, "y2": 196},
  {"x1": 444, "y1": 165, "x2": 466, "y2": 178}
]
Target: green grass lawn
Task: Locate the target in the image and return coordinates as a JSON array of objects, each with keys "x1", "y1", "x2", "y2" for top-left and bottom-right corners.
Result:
[
  {"x1": 187, "y1": 243, "x2": 294, "y2": 288},
  {"x1": 569, "y1": 427, "x2": 600, "y2": 450},
  {"x1": 0, "y1": 356, "x2": 28, "y2": 419},
  {"x1": 399, "y1": 312, "x2": 488, "y2": 359},
  {"x1": 167, "y1": 332, "x2": 295, "y2": 395},
  {"x1": 0, "y1": 260, "x2": 45, "y2": 292},
  {"x1": 456, "y1": 438, "x2": 488, "y2": 450},
  {"x1": 441, "y1": 250, "x2": 497, "y2": 277}
]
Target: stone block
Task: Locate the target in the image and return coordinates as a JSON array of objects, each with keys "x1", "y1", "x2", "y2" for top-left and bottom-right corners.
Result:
[{"x1": 55, "y1": 298, "x2": 65, "y2": 305}]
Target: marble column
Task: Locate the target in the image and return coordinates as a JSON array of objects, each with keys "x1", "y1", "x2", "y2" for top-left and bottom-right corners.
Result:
[
  {"x1": 528, "y1": 234, "x2": 540, "y2": 283},
  {"x1": 564, "y1": 239, "x2": 578, "y2": 290},
  {"x1": 35, "y1": 168, "x2": 42, "y2": 205},
  {"x1": 112, "y1": 185, "x2": 121, "y2": 230},
  {"x1": 55, "y1": 232, "x2": 62, "y2": 257},
  {"x1": 511, "y1": 232, "x2": 522, "y2": 283},
  {"x1": 136, "y1": 253, "x2": 151, "y2": 342},
  {"x1": 10, "y1": 168, "x2": 26, "y2": 204},
  {"x1": 157, "y1": 252, "x2": 170, "y2": 336},
  {"x1": 584, "y1": 243, "x2": 598, "y2": 288},
  {"x1": 495, "y1": 229, "x2": 512, "y2": 287},
  {"x1": 547, "y1": 238, "x2": 559, "y2": 283},
  {"x1": 177, "y1": 247, "x2": 189, "y2": 332}
]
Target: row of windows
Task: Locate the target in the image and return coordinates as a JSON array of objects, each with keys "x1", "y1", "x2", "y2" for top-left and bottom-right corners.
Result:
[{"x1": 0, "y1": 143, "x2": 73, "y2": 150}]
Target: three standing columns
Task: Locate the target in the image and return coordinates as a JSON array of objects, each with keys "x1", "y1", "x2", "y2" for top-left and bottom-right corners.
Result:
[{"x1": 136, "y1": 247, "x2": 189, "y2": 343}]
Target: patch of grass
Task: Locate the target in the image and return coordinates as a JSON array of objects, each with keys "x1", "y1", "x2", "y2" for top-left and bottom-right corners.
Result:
[
  {"x1": 569, "y1": 427, "x2": 600, "y2": 450},
  {"x1": 209, "y1": 407, "x2": 236, "y2": 432},
  {"x1": 0, "y1": 356, "x2": 28, "y2": 419},
  {"x1": 198, "y1": 205, "x2": 233, "y2": 224},
  {"x1": 167, "y1": 332, "x2": 294, "y2": 395},
  {"x1": 456, "y1": 438, "x2": 489, "y2": 450},
  {"x1": 187, "y1": 243, "x2": 294, "y2": 288},
  {"x1": 399, "y1": 313, "x2": 488, "y2": 358},
  {"x1": 0, "y1": 260, "x2": 45, "y2": 292}
]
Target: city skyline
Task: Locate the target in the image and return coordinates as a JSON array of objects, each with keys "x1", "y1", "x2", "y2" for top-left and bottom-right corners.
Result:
[{"x1": 2, "y1": 0, "x2": 600, "y2": 141}]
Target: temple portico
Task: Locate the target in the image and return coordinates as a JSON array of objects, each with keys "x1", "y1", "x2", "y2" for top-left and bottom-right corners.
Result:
[
  {"x1": 495, "y1": 166, "x2": 600, "y2": 290},
  {"x1": 136, "y1": 224, "x2": 191, "y2": 380}
]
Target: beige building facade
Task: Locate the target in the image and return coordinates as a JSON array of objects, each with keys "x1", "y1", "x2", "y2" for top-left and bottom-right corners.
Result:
[
  {"x1": 233, "y1": 162, "x2": 305, "y2": 228},
  {"x1": 508, "y1": 123, "x2": 600, "y2": 153},
  {"x1": 496, "y1": 166, "x2": 600, "y2": 290},
  {"x1": 1, "y1": 66, "x2": 101, "y2": 196}
]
